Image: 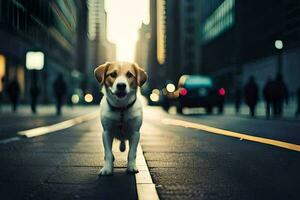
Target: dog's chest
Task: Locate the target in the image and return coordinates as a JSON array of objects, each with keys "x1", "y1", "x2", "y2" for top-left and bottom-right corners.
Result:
[
  {"x1": 100, "y1": 105, "x2": 142, "y2": 137},
  {"x1": 100, "y1": 97, "x2": 143, "y2": 136}
]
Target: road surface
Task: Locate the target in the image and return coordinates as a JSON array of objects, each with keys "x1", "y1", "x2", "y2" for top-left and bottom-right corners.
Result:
[{"x1": 0, "y1": 105, "x2": 299, "y2": 199}]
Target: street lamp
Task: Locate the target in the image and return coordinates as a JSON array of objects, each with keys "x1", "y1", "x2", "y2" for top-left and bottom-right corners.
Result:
[
  {"x1": 26, "y1": 51, "x2": 45, "y2": 106},
  {"x1": 26, "y1": 51, "x2": 44, "y2": 70},
  {"x1": 274, "y1": 40, "x2": 283, "y2": 74},
  {"x1": 275, "y1": 40, "x2": 283, "y2": 50},
  {"x1": 166, "y1": 83, "x2": 176, "y2": 93}
]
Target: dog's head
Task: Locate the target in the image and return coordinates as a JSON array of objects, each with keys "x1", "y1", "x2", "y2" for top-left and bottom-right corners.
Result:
[{"x1": 94, "y1": 61, "x2": 147, "y2": 106}]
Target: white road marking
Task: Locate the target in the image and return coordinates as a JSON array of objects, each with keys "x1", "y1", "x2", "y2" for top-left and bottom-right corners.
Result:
[
  {"x1": 162, "y1": 118, "x2": 300, "y2": 152},
  {"x1": 3, "y1": 111, "x2": 159, "y2": 199},
  {"x1": 18, "y1": 112, "x2": 99, "y2": 138},
  {"x1": 136, "y1": 144, "x2": 160, "y2": 200},
  {"x1": 0, "y1": 136, "x2": 21, "y2": 144}
]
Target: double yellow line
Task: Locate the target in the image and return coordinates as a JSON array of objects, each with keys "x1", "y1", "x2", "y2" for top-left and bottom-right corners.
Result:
[{"x1": 162, "y1": 118, "x2": 300, "y2": 152}]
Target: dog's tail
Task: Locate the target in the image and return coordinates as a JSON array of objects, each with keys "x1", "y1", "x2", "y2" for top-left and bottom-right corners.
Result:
[{"x1": 119, "y1": 140, "x2": 126, "y2": 152}]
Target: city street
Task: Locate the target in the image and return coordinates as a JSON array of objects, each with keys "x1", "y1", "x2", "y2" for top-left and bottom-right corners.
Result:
[
  {"x1": 0, "y1": 105, "x2": 299, "y2": 200},
  {"x1": 2, "y1": 0, "x2": 300, "y2": 199}
]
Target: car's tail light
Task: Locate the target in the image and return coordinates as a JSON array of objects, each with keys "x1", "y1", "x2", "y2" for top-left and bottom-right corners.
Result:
[
  {"x1": 218, "y1": 88, "x2": 225, "y2": 96},
  {"x1": 180, "y1": 88, "x2": 188, "y2": 96}
]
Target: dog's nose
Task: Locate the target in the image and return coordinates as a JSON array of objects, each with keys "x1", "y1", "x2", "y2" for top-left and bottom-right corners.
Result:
[{"x1": 117, "y1": 83, "x2": 126, "y2": 91}]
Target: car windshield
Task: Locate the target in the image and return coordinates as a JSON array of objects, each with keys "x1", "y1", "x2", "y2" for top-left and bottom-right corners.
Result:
[{"x1": 184, "y1": 75, "x2": 213, "y2": 89}]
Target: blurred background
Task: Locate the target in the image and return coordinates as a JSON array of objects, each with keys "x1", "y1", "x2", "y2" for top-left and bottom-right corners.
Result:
[{"x1": 0, "y1": 0, "x2": 299, "y2": 116}]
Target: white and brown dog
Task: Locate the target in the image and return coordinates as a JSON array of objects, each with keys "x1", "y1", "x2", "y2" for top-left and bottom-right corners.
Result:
[{"x1": 94, "y1": 61, "x2": 147, "y2": 176}]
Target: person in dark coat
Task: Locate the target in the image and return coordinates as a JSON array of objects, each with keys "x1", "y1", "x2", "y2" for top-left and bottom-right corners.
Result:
[
  {"x1": 244, "y1": 76, "x2": 258, "y2": 117},
  {"x1": 272, "y1": 74, "x2": 288, "y2": 117},
  {"x1": 6, "y1": 78, "x2": 20, "y2": 112},
  {"x1": 263, "y1": 78, "x2": 273, "y2": 118},
  {"x1": 53, "y1": 74, "x2": 67, "y2": 116},
  {"x1": 0, "y1": 77, "x2": 5, "y2": 111},
  {"x1": 29, "y1": 81, "x2": 40, "y2": 114},
  {"x1": 295, "y1": 87, "x2": 300, "y2": 117}
]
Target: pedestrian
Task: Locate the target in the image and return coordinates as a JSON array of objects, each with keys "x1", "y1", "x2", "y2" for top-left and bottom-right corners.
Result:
[
  {"x1": 295, "y1": 87, "x2": 300, "y2": 117},
  {"x1": 6, "y1": 78, "x2": 20, "y2": 112},
  {"x1": 234, "y1": 87, "x2": 242, "y2": 113},
  {"x1": 272, "y1": 74, "x2": 288, "y2": 117},
  {"x1": 29, "y1": 80, "x2": 40, "y2": 114},
  {"x1": 263, "y1": 78, "x2": 273, "y2": 118},
  {"x1": 53, "y1": 74, "x2": 67, "y2": 116},
  {"x1": 244, "y1": 76, "x2": 258, "y2": 117},
  {"x1": 0, "y1": 77, "x2": 5, "y2": 111}
]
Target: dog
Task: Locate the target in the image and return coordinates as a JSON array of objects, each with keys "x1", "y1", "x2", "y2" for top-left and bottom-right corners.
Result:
[{"x1": 94, "y1": 61, "x2": 147, "y2": 176}]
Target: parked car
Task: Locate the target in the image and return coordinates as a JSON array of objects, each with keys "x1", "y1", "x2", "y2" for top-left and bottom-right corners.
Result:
[{"x1": 162, "y1": 75, "x2": 225, "y2": 114}]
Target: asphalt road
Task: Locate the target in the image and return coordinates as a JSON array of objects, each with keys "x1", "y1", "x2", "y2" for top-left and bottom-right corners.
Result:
[
  {"x1": 0, "y1": 105, "x2": 300, "y2": 200},
  {"x1": 142, "y1": 107, "x2": 300, "y2": 200},
  {"x1": 0, "y1": 109, "x2": 137, "y2": 200}
]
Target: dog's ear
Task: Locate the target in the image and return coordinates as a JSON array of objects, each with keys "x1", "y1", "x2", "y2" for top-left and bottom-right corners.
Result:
[
  {"x1": 132, "y1": 63, "x2": 148, "y2": 86},
  {"x1": 94, "y1": 62, "x2": 110, "y2": 84}
]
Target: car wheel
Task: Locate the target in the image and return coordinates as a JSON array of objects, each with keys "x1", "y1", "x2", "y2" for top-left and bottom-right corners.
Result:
[
  {"x1": 218, "y1": 104, "x2": 224, "y2": 114},
  {"x1": 162, "y1": 104, "x2": 170, "y2": 112},
  {"x1": 205, "y1": 106, "x2": 212, "y2": 114},
  {"x1": 176, "y1": 106, "x2": 183, "y2": 114}
]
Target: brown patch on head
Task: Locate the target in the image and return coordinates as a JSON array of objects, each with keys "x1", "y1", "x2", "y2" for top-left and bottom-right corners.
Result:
[
  {"x1": 105, "y1": 63, "x2": 120, "y2": 87},
  {"x1": 94, "y1": 62, "x2": 110, "y2": 84},
  {"x1": 132, "y1": 63, "x2": 148, "y2": 86},
  {"x1": 122, "y1": 63, "x2": 138, "y2": 89}
]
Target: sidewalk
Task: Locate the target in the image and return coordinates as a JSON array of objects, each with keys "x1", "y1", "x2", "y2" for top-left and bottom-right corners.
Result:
[
  {"x1": 224, "y1": 100, "x2": 299, "y2": 120},
  {"x1": 0, "y1": 116, "x2": 138, "y2": 200},
  {"x1": 0, "y1": 105, "x2": 99, "y2": 141},
  {"x1": 0, "y1": 104, "x2": 96, "y2": 117},
  {"x1": 179, "y1": 100, "x2": 299, "y2": 120}
]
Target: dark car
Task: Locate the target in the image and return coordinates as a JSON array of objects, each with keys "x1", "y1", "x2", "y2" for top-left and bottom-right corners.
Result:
[{"x1": 163, "y1": 75, "x2": 225, "y2": 114}]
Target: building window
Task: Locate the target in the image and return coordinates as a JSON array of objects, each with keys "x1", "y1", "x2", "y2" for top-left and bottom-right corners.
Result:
[
  {"x1": 202, "y1": 0, "x2": 235, "y2": 43},
  {"x1": 157, "y1": 0, "x2": 166, "y2": 65},
  {"x1": 0, "y1": 55, "x2": 5, "y2": 93}
]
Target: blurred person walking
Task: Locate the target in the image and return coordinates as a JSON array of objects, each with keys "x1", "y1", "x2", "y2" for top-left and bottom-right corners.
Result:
[
  {"x1": 53, "y1": 74, "x2": 67, "y2": 116},
  {"x1": 244, "y1": 76, "x2": 258, "y2": 117},
  {"x1": 263, "y1": 78, "x2": 273, "y2": 118},
  {"x1": 295, "y1": 87, "x2": 300, "y2": 117},
  {"x1": 0, "y1": 77, "x2": 5, "y2": 111},
  {"x1": 6, "y1": 78, "x2": 20, "y2": 112},
  {"x1": 29, "y1": 80, "x2": 40, "y2": 114},
  {"x1": 234, "y1": 87, "x2": 242, "y2": 113},
  {"x1": 272, "y1": 74, "x2": 288, "y2": 117}
]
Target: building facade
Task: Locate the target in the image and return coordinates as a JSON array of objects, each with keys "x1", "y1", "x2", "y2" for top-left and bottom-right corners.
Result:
[
  {"x1": 86, "y1": 0, "x2": 115, "y2": 70},
  {"x1": 0, "y1": 0, "x2": 88, "y2": 103},
  {"x1": 86, "y1": 0, "x2": 116, "y2": 103},
  {"x1": 177, "y1": 0, "x2": 201, "y2": 76},
  {"x1": 155, "y1": 0, "x2": 203, "y2": 86},
  {"x1": 135, "y1": 23, "x2": 151, "y2": 72},
  {"x1": 136, "y1": 0, "x2": 164, "y2": 91},
  {"x1": 200, "y1": 0, "x2": 300, "y2": 95}
]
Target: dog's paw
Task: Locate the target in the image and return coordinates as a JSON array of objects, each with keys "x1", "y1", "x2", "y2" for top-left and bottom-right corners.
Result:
[
  {"x1": 126, "y1": 166, "x2": 139, "y2": 174},
  {"x1": 98, "y1": 166, "x2": 113, "y2": 176}
]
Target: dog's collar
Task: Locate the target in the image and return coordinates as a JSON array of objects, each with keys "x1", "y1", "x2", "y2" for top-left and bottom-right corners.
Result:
[{"x1": 106, "y1": 98, "x2": 136, "y2": 112}]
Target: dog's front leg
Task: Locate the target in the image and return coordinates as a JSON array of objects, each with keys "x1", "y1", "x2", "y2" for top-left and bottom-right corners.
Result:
[
  {"x1": 99, "y1": 131, "x2": 114, "y2": 176},
  {"x1": 127, "y1": 131, "x2": 140, "y2": 173}
]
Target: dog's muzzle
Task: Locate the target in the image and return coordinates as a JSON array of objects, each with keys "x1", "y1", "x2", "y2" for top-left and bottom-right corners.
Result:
[{"x1": 115, "y1": 83, "x2": 127, "y2": 98}]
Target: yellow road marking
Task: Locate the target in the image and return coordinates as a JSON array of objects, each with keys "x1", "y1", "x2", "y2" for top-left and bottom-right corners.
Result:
[{"x1": 162, "y1": 118, "x2": 300, "y2": 152}]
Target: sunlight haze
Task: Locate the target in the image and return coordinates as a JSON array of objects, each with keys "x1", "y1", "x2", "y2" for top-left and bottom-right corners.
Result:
[{"x1": 105, "y1": 0, "x2": 149, "y2": 61}]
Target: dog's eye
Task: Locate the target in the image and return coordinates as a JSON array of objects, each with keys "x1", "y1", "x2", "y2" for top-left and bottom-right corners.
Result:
[
  {"x1": 126, "y1": 71, "x2": 133, "y2": 78},
  {"x1": 109, "y1": 72, "x2": 117, "y2": 78}
]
